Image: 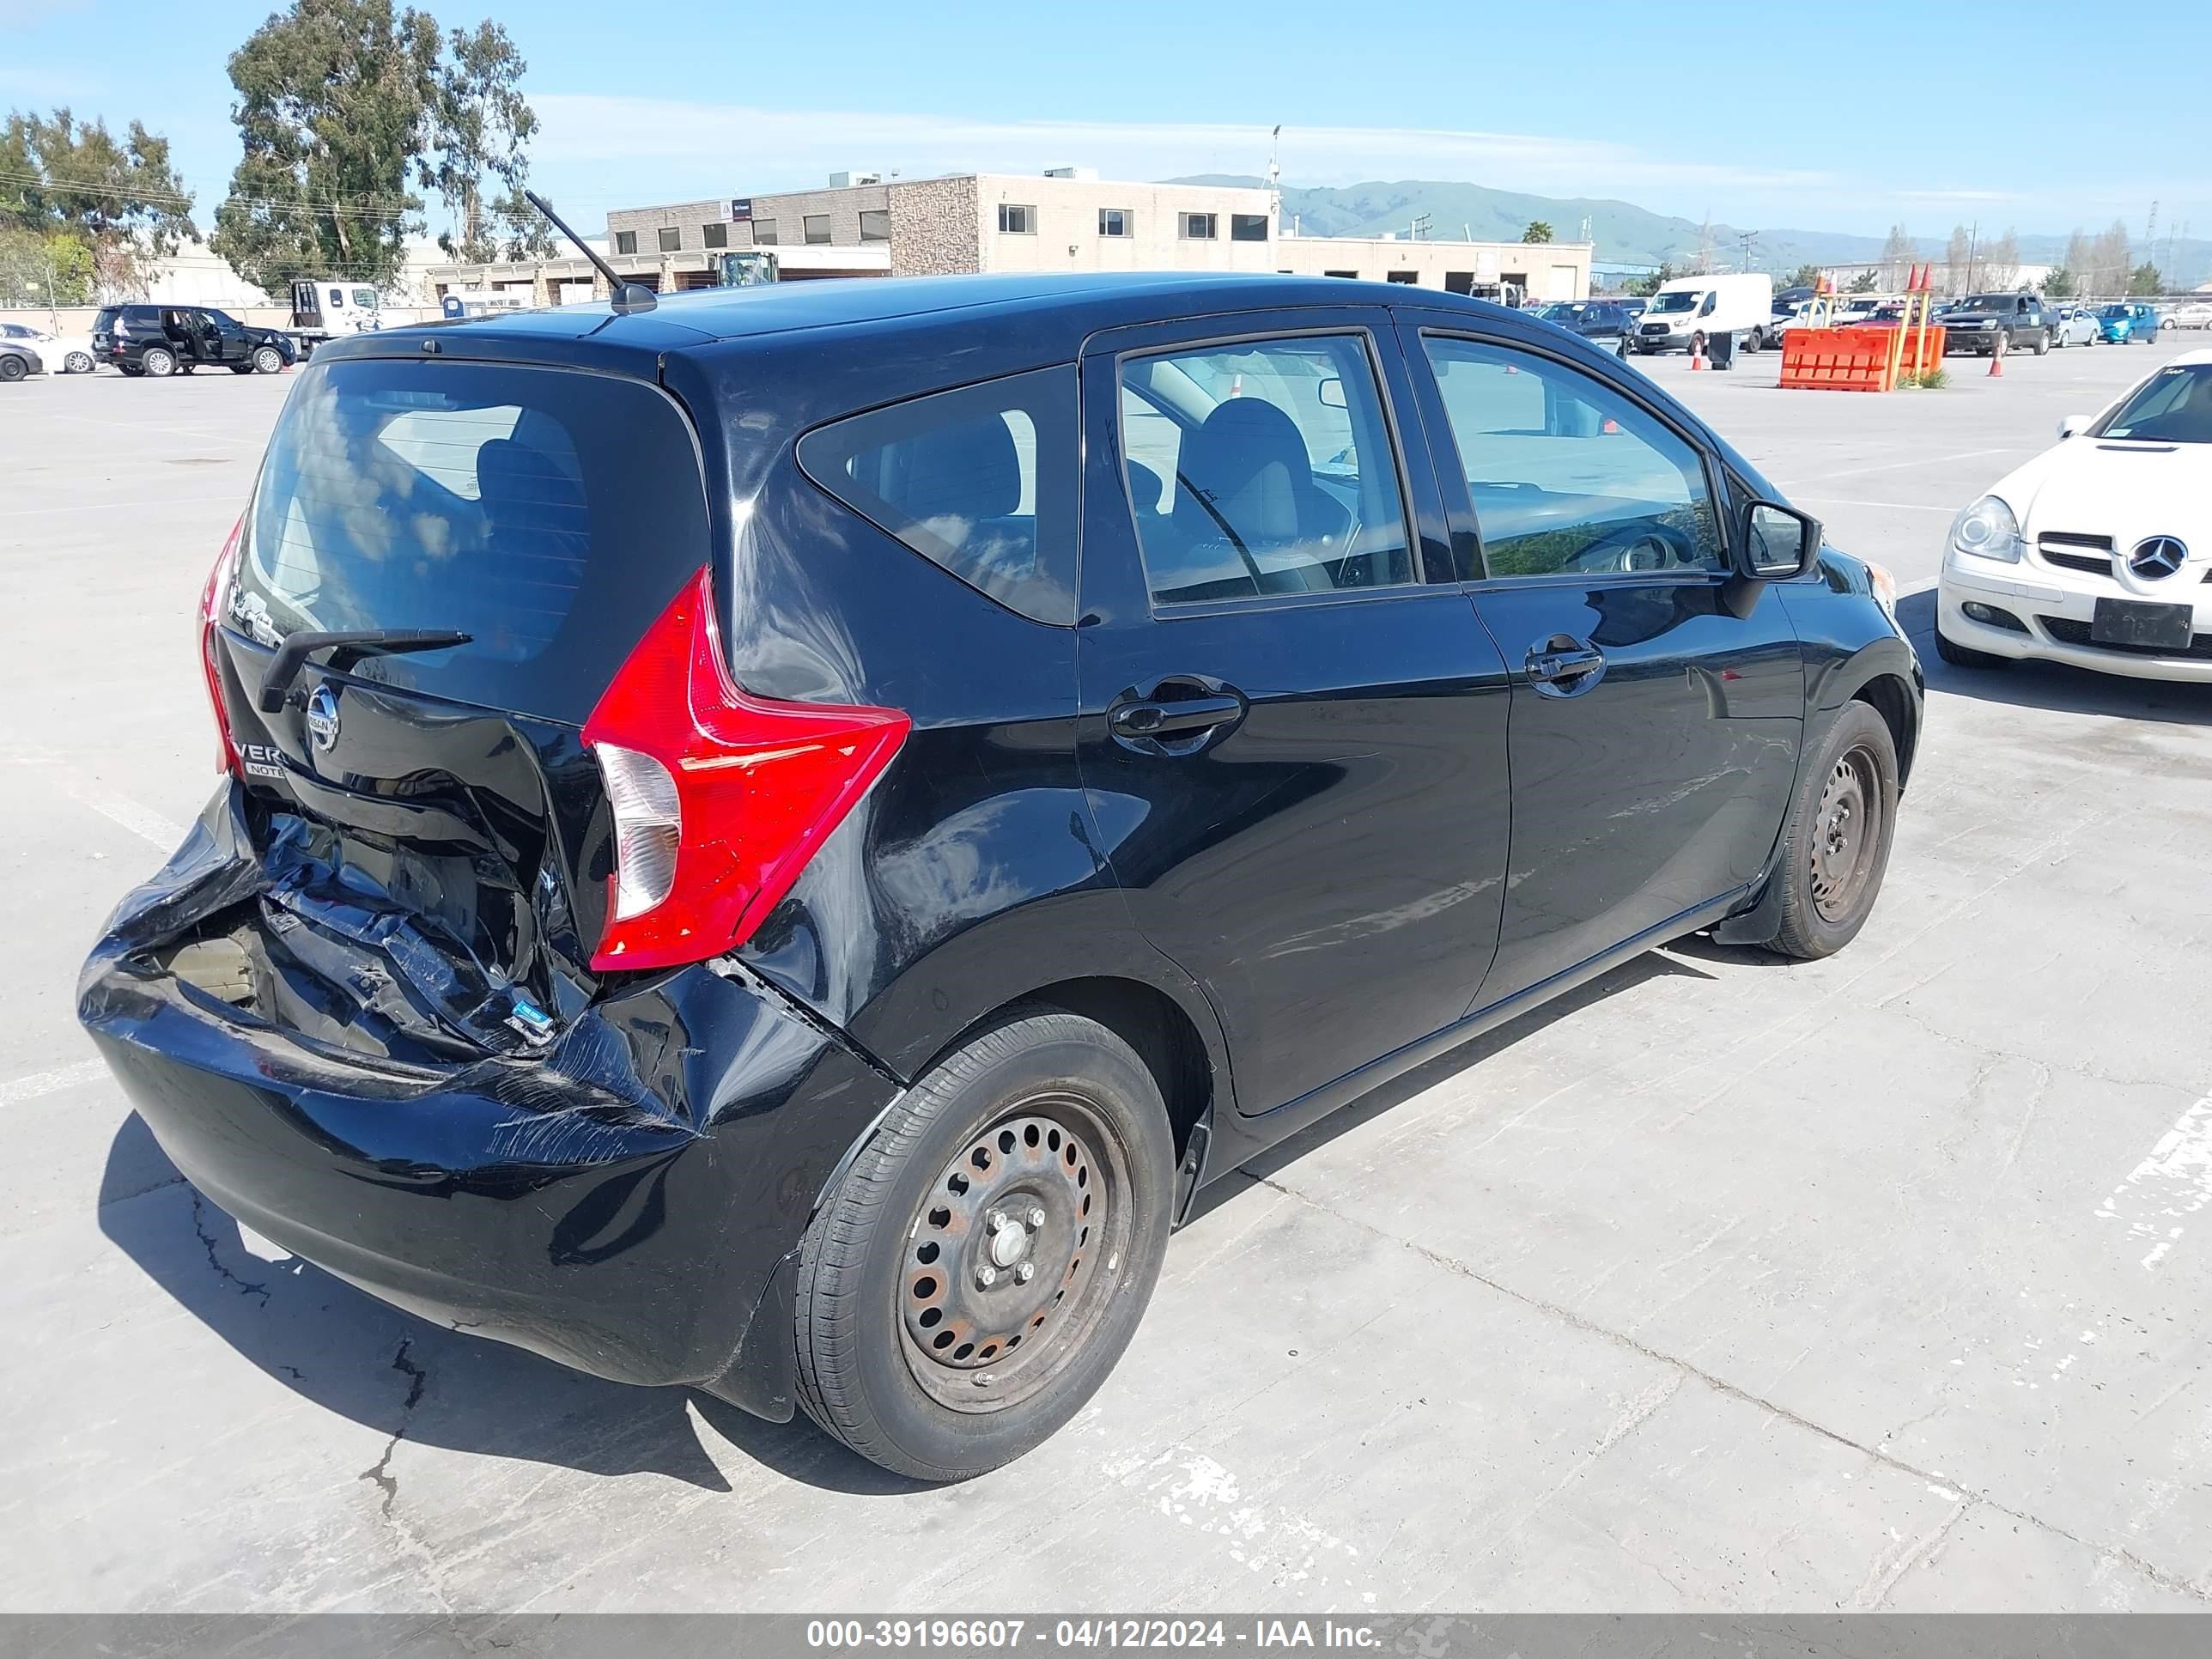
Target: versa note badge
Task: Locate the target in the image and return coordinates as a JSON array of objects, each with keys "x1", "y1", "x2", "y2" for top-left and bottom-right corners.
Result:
[
  {"x1": 2130, "y1": 537, "x2": 2189, "y2": 580},
  {"x1": 304, "y1": 684, "x2": 341, "y2": 751}
]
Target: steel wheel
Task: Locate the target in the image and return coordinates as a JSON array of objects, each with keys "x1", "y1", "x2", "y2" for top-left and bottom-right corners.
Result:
[
  {"x1": 1808, "y1": 744, "x2": 1881, "y2": 923},
  {"x1": 898, "y1": 1095, "x2": 1133, "y2": 1413}
]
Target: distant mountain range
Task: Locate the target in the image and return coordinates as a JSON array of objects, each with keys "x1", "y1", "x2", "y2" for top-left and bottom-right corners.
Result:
[{"x1": 1172, "y1": 176, "x2": 2209, "y2": 289}]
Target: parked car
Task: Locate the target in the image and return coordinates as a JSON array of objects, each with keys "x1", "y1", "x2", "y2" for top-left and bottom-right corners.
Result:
[
  {"x1": 78, "y1": 273, "x2": 1920, "y2": 1480},
  {"x1": 2051, "y1": 306, "x2": 2100, "y2": 348},
  {"x1": 0, "y1": 320, "x2": 94, "y2": 373},
  {"x1": 1531, "y1": 299, "x2": 1637, "y2": 350},
  {"x1": 1937, "y1": 292, "x2": 2056, "y2": 356},
  {"x1": 90, "y1": 304, "x2": 296, "y2": 378},
  {"x1": 2168, "y1": 301, "x2": 2212, "y2": 329},
  {"x1": 1634, "y1": 272, "x2": 1778, "y2": 353},
  {"x1": 0, "y1": 338, "x2": 43, "y2": 382},
  {"x1": 1937, "y1": 349, "x2": 2212, "y2": 678},
  {"x1": 2094, "y1": 302, "x2": 2163, "y2": 344}
]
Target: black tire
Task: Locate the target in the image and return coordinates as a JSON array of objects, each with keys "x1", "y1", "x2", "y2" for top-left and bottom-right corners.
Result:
[
  {"x1": 252, "y1": 344, "x2": 284, "y2": 374},
  {"x1": 0, "y1": 355, "x2": 24, "y2": 383},
  {"x1": 1934, "y1": 626, "x2": 2010, "y2": 670},
  {"x1": 141, "y1": 347, "x2": 176, "y2": 378},
  {"x1": 119, "y1": 362, "x2": 144, "y2": 377},
  {"x1": 1760, "y1": 702, "x2": 1901, "y2": 960},
  {"x1": 794, "y1": 1008, "x2": 1176, "y2": 1480},
  {"x1": 229, "y1": 363, "x2": 255, "y2": 374},
  {"x1": 2032, "y1": 329, "x2": 2050, "y2": 356}
]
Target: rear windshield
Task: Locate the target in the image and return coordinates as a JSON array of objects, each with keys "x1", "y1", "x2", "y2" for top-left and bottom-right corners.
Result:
[{"x1": 233, "y1": 356, "x2": 710, "y2": 721}]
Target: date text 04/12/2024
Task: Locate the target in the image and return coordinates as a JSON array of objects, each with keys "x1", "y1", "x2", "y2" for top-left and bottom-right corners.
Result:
[{"x1": 804, "y1": 1621, "x2": 1382, "y2": 1650}]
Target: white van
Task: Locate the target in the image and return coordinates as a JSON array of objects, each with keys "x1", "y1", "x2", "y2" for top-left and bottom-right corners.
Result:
[{"x1": 1632, "y1": 272, "x2": 1777, "y2": 355}]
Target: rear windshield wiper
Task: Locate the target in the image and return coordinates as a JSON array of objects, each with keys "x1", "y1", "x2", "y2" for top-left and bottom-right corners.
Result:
[{"x1": 256, "y1": 629, "x2": 473, "y2": 711}]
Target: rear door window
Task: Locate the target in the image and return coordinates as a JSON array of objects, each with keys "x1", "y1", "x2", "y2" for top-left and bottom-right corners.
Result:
[
  {"x1": 234, "y1": 357, "x2": 709, "y2": 722},
  {"x1": 797, "y1": 365, "x2": 1078, "y2": 625}
]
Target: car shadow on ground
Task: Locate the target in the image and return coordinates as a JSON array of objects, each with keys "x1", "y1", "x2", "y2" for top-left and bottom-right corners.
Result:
[
  {"x1": 95, "y1": 1116, "x2": 929, "y2": 1497},
  {"x1": 1899, "y1": 589, "x2": 2212, "y2": 726},
  {"x1": 1193, "y1": 947, "x2": 1720, "y2": 1217}
]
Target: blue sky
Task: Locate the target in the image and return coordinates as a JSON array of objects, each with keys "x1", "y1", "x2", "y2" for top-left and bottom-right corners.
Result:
[{"x1": 5, "y1": 0, "x2": 2208, "y2": 246}]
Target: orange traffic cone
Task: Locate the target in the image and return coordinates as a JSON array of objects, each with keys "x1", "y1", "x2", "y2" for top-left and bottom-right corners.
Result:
[
  {"x1": 1691, "y1": 333, "x2": 1707, "y2": 371},
  {"x1": 1988, "y1": 337, "x2": 2004, "y2": 378}
]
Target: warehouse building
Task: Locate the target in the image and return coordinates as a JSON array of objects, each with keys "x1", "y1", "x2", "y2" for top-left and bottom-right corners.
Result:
[{"x1": 425, "y1": 168, "x2": 1589, "y2": 305}]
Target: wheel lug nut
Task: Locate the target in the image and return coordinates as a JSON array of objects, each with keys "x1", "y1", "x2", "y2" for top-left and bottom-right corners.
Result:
[
  {"x1": 977, "y1": 1265, "x2": 998, "y2": 1288},
  {"x1": 1017, "y1": 1262, "x2": 1035, "y2": 1283},
  {"x1": 987, "y1": 1209, "x2": 1007, "y2": 1232},
  {"x1": 1028, "y1": 1208, "x2": 1046, "y2": 1228}
]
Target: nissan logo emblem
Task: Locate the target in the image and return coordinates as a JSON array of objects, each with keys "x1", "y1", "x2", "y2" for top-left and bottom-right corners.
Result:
[
  {"x1": 2129, "y1": 536, "x2": 2189, "y2": 580},
  {"x1": 305, "y1": 684, "x2": 341, "y2": 750}
]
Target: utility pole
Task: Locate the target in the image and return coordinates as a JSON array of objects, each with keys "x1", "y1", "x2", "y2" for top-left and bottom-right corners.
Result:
[
  {"x1": 1267, "y1": 125, "x2": 1281, "y2": 238},
  {"x1": 1409, "y1": 212, "x2": 1431, "y2": 241},
  {"x1": 1965, "y1": 220, "x2": 1979, "y2": 294},
  {"x1": 1736, "y1": 230, "x2": 1759, "y2": 273}
]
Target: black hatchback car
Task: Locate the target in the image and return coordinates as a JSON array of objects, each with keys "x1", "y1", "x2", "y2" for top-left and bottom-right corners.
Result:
[{"x1": 80, "y1": 273, "x2": 1920, "y2": 1479}]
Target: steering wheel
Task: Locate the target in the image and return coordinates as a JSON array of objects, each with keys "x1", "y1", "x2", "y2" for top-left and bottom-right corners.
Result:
[{"x1": 1559, "y1": 523, "x2": 1698, "y2": 575}]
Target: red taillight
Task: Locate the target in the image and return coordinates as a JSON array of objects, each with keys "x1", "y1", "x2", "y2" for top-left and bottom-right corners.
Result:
[
  {"x1": 581, "y1": 568, "x2": 910, "y2": 973},
  {"x1": 203, "y1": 516, "x2": 244, "y2": 775}
]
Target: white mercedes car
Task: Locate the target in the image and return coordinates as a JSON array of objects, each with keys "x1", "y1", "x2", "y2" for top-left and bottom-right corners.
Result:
[
  {"x1": 1936, "y1": 348, "x2": 2212, "y2": 681},
  {"x1": 0, "y1": 321, "x2": 96, "y2": 374}
]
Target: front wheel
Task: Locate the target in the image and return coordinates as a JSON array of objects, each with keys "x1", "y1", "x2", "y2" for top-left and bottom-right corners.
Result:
[
  {"x1": 0, "y1": 356, "x2": 25, "y2": 383},
  {"x1": 795, "y1": 1009, "x2": 1176, "y2": 1480},
  {"x1": 140, "y1": 347, "x2": 177, "y2": 378},
  {"x1": 252, "y1": 345, "x2": 284, "y2": 374},
  {"x1": 64, "y1": 351, "x2": 93, "y2": 374},
  {"x1": 1935, "y1": 626, "x2": 2010, "y2": 670},
  {"x1": 1760, "y1": 702, "x2": 1901, "y2": 960}
]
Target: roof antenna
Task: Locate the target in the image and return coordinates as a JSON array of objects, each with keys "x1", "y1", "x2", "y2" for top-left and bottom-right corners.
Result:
[{"x1": 523, "y1": 189, "x2": 656, "y2": 315}]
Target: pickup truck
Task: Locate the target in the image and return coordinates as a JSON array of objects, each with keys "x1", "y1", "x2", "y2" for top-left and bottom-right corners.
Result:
[{"x1": 1937, "y1": 292, "x2": 2056, "y2": 356}]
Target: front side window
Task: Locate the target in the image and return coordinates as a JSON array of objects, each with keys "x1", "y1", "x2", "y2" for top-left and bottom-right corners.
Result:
[
  {"x1": 1180, "y1": 212, "x2": 1217, "y2": 240},
  {"x1": 1117, "y1": 333, "x2": 1413, "y2": 606},
  {"x1": 1422, "y1": 336, "x2": 1723, "y2": 579},
  {"x1": 804, "y1": 214, "x2": 832, "y2": 245},
  {"x1": 702, "y1": 222, "x2": 728, "y2": 249},
  {"x1": 798, "y1": 366, "x2": 1078, "y2": 625},
  {"x1": 657, "y1": 226, "x2": 681, "y2": 252},
  {"x1": 998, "y1": 204, "x2": 1036, "y2": 234},
  {"x1": 613, "y1": 230, "x2": 638, "y2": 255},
  {"x1": 1231, "y1": 213, "x2": 1269, "y2": 242}
]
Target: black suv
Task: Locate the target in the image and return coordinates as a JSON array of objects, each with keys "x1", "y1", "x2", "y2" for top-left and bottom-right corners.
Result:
[
  {"x1": 92, "y1": 304, "x2": 296, "y2": 378},
  {"x1": 79, "y1": 274, "x2": 1920, "y2": 1479}
]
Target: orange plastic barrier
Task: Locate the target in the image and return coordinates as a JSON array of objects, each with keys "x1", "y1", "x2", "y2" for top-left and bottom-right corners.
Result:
[{"x1": 1780, "y1": 325, "x2": 1948, "y2": 391}]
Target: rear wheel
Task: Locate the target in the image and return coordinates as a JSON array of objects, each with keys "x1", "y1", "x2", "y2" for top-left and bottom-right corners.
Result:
[
  {"x1": 141, "y1": 347, "x2": 177, "y2": 378},
  {"x1": 252, "y1": 344, "x2": 284, "y2": 374},
  {"x1": 229, "y1": 363, "x2": 255, "y2": 375},
  {"x1": 64, "y1": 350, "x2": 92, "y2": 374},
  {"x1": 795, "y1": 1009, "x2": 1176, "y2": 1480},
  {"x1": 1760, "y1": 702, "x2": 1901, "y2": 960},
  {"x1": 2032, "y1": 329, "x2": 2050, "y2": 356}
]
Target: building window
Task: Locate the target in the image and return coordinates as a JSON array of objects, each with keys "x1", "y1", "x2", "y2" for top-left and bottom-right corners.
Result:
[
  {"x1": 1099, "y1": 208, "x2": 1131, "y2": 238},
  {"x1": 1180, "y1": 213, "x2": 1217, "y2": 240},
  {"x1": 998, "y1": 204, "x2": 1036, "y2": 235},
  {"x1": 1387, "y1": 270, "x2": 1419, "y2": 284},
  {"x1": 614, "y1": 230, "x2": 638, "y2": 255},
  {"x1": 754, "y1": 220, "x2": 779, "y2": 246},
  {"x1": 860, "y1": 209, "x2": 890, "y2": 243},
  {"x1": 1325, "y1": 269, "x2": 1359, "y2": 279},
  {"x1": 804, "y1": 214, "x2": 833, "y2": 245},
  {"x1": 1231, "y1": 213, "x2": 1269, "y2": 242},
  {"x1": 656, "y1": 226, "x2": 681, "y2": 252},
  {"x1": 702, "y1": 222, "x2": 728, "y2": 249}
]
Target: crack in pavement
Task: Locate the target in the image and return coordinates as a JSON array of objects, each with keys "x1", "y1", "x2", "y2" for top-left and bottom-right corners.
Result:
[
  {"x1": 358, "y1": 1338, "x2": 428, "y2": 1521},
  {"x1": 189, "y1": 1192, "x2": 268, "y2": 1304},
  {"x1": 1253, "y1": 1171, "x2": 2212, "y2": 1604}
]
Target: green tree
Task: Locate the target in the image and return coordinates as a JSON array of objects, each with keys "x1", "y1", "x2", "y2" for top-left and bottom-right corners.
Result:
[
  {"x1": 423, "y1": 21, "x2": 552, "y2": 261},
  {"x1": 1850, "y1": 269, "x2": 1881, "y2": 293},
  {"x1": 1626, "y1": 261, "x2": 1674, "y2": 298},
  {"x1": 1784, "y1": 263, "x2": 1826, "y2": 290},
  {"x1": 2044, "y1": 266, "x2": 2075, "y2": 298},
  {"x1": 1, "y1": 107, "x2": 196, "y2": 296},
  {"x1": 0, "y1": 226, "x2": 96, "y2": 306},
  {"x1": 2129, "y1": 261, "x2": 2164, "y2": 296},
  {"x1": 1522, "y1": 220, "x2": 1554, "y2": 244}
]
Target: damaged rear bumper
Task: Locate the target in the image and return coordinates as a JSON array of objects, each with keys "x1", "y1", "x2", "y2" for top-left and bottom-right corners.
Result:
[{"x1": 77, "y1": 792, "x2": 902, "y2": 1419}]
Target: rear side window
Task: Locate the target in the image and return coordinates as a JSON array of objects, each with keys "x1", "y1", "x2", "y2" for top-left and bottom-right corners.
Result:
[
  {"x1": 798, "y1": 366, "x2": 1078, "y2": 625},
  {"x1": 234, "y1": 357, "x2": 709, "y2": 722}
]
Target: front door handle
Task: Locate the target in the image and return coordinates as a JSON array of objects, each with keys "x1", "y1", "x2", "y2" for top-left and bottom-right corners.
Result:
[
  {"x1": 1109, "y1": 692, "x2": 1245, "y2": 739},
  {"x1": 1525, "y1": 636, "x2": 1607, "y2": 696}
]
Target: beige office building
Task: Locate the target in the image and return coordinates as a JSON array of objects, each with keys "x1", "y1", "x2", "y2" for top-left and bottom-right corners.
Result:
[{"x1": 428, "y1": 168, "x2": 1589, "y2": 305}]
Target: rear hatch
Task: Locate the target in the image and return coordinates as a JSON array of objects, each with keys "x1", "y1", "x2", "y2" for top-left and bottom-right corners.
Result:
[{"x1": 200, "y1": 353, "x2": 712, "y2": 1061}]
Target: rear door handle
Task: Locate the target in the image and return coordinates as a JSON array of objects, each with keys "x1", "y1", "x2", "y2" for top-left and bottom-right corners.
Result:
[
  {"x1": 1525, "y1": 637, "x2": 1607, "y2": 695},
  {"x1": 1109, "y1": 693, "x2": 1245, "y2": 738}
]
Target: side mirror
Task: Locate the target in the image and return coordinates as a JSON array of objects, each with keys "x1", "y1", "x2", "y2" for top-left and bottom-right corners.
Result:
[
  {"x1": 1316, "y1": 376, "x2": 1347, "y2": 410},
  {"x1": 2057, "y1": 413, "x2": 2093, "y2": 440},
  {"x1": 1737, "y1": 500, "x2": 1822, "y2": 580}
]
